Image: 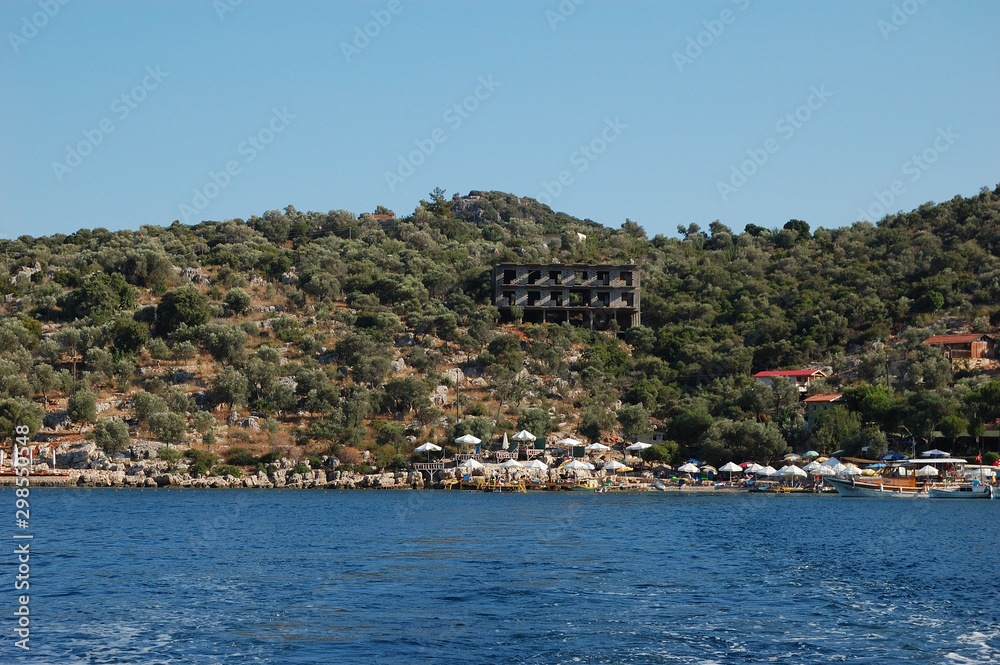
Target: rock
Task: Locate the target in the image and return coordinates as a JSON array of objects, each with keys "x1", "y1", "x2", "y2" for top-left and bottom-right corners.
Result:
[
  {"x1": 443, "y1": 368, "x2": 464, "y2": 385},
  {"x1": 55, "y1": 441, "x2": 98, "y2": 468},
  {"x1": 463, "y1": 366, "x2": 482, "y2": 377},
  {"x1": 173, "y1": 371, "x2": 196, "y2": 384},
  {"x1": 44, "y1": 410, "x2": 72, "y2": 432},
  {"x1": 240, "y1": 416, "x2": 260, "y2": 432},
  {"x1": 390, "y1": 358, "x2": 407, "y2": 373}
]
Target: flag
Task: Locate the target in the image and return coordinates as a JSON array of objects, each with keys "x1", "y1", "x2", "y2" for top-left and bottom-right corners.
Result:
[{"x1": 975, "y1": 452, "x2": 982, "y2": 462}]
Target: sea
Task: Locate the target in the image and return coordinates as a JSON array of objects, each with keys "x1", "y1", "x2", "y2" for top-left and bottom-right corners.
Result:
[{"x1": 1, "y1": 488, "x2": 998, "y2": 665}]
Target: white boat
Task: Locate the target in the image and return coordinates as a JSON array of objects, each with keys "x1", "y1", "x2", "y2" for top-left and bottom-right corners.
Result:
[
  {"x1": 928, "y1": 483, "x2": 994, "y2": 499},
  {"x1": 824, "y1": 476, "x2": 927, "y2": 498}
]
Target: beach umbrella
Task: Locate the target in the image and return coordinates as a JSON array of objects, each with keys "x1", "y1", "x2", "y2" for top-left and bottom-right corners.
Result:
[
  {"x1": 701, "y1": 465, "x2": 717, "y2": 472},
  {"x1": 802, "y1": 461, "x2": 822, "y2": 472},
  {"x1": 758, "y1": 466, "x2": 777, "y2": 476},
  {"x1": 802, "y1": 451, "x2": 820, "y2": 459},
  {"x1": 585, "y1": 442, "x2": 611, "y2": 452},
  {"x1": 458, "y1": 458, "x2": 484, "y2": 469},
  {"x1": 831, "y1": 463, "x2": 847, "y2": 475},
  {"x1": 626, "y1": 442, "x2": 652, "y2": 452},
  {"x1": 880, "y1": 452, "x2": 908, "y2": 460},
  {"x1": 920, "y1": 449, "x2": 948, "y2": 458},
  {"x1": 524, "y1": 459, "x2": 548, "y2": 470},
  {"x1": 677, "y1": 462, "x2": 700, "y2": 474},
  {"x1": 820, "y1": 457, "x2": 842, "y2": 467},
  {"x1": 604, "y1": 460, "x2": 627, "y2": 472},
  {"x1": 502, "y1": 432, "x2": 509, "y2": 449},
  {"x1": 842, "y1": 464, "x2": 863, "y2": 476},
  {"x1": 454, "y1": 434, "x2": 482, "y2": 446},
  {"x1": 500, "y1": 459, "x2": 523, "y2": 469},
  {"x1": 583, "y1": 462, "x2": 595, "y2": 470},
  {"x1": 813, "y1": 465, "x2": 836, "y2": 477},
  {"x1": 784, "y1": 465, "x2": 807, "y2": 478},
  {"x1": 511, "y1": 430, "x2": 537, "y2": 442},
  {"x1": 556, "y1": 437, "x2": 584, "y2": 448},
  {"x1": 783, "y1": 453, "x2": 801, "y2": 462},
  {"x1": 745, "y1": 463, "x2": 765, "y2": 474},
  {"x1": 562, "y1": 460, "x2": 590, "y2": 471},
  {"x1": 414, "y1": 442, "x2": 442, "y2": 462},
  {"x1": 915, "y1": 465, "x2": 939, "y2": 477},
  {"x1": 719, "y1": 461, "x2": 742, "y2": 482}
]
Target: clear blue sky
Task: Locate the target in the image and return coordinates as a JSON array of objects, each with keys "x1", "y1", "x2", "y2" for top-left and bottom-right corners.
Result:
[{"x1": 2, "y1": 1, "x2": 997, "y2": 240}]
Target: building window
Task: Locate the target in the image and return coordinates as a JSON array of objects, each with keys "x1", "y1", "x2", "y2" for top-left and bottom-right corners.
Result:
[
  {"x1": 548, "y1": 270, "x2": 562, "y2": 284},
  {"x1": 553, "y1": 292, "x2": 563, "y2": 306},
  {"x1": 527, "y1": 270, "x2": 541, "y2": 285},
  {"x1": 503, "y1": 269, "x2": 516, "y2": 284},
  {"x1": 574, "y1": 271, "x2": 586, "y2": 284},
  {"x1": 502, "y1": 291, "x2": 515, "y2": 305},
  {"x1": 527, "y1": 291, "x2": 541, "y2": 306},
  {"x1": 597, "y1": 271, "x2": 609, "y2": 285},
  {"x1": 620, "y1": 271, "x2": 633, "y2": 286},
  {"x1": 596, "y1": 292, "x2": 610, "y2": 307},
  {"x1": 622, "y1": 293, "x2": 633, "y2": 307}
]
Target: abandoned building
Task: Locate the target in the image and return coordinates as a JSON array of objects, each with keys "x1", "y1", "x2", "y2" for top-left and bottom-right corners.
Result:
[
  {"x1": 492, "y1": 263, "x2": 640, "y2": 329},
  {"x1": 921, "y1": 333, "x2": 994, "y2": 360}
]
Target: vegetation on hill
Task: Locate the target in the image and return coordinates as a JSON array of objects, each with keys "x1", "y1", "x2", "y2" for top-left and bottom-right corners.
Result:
[{"x1": 3, "y1": 184, "x2": 1000, "y2": 471}]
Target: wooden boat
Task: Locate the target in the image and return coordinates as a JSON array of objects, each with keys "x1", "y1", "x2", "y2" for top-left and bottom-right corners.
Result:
[
  {"x1": 928, "y1": 483, "x2": 993, "y2": 499},
  {"x1": 824, "y1": 476, "x2": 927, "y2": 497}
]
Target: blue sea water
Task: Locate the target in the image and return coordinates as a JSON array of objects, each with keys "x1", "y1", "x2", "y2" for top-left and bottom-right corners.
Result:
[{"x1": 1, "y1": 488, "x2": 998, "y2": 664}]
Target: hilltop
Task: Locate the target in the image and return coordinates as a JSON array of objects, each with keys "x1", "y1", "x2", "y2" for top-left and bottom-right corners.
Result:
[{"x1": 2, "y1": 184, "x2": 1000, "y2": 478}]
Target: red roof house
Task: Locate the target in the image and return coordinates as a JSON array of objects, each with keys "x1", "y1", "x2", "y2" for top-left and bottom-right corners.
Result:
[{"x1": 753, "y1": 369, "x2": 828, "y2": 392}]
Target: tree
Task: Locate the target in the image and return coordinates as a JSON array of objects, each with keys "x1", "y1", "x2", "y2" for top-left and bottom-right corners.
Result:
[
  {"x1": 131, "y1": 390, "x2": 168, "y2": 426},
  {"x1": 29, "y1": 363, "x2": 61, "y2": 407},
  {"x1": 843, "y1": 426, "x2": 888, "y2": 459},
  {"x1": 93, "y1": 419, "x2": 130, "y2": 455},
  {"x1": 67, "y1": 388, "x2": 97, "y2": 430},
  {"x1": 938, "y1": 414, "x2": 967, "y2": 455},
  {"x1": 148, "y1": 412, "x2": 187, "y2": 443},
  {"x1": 697, "y1": 418, "x2": 789, "y2": 467},
  {"x1": 617, "y1": 403, "x2": 651, "y2": 442},
  {"x1": 809, "y1": 406, "x2": 861, "y2": 454},
  {"x1": 0, "y1": 398, "x2": 43, "y2": 440},
  {"x1": 155, "y1": 285, "x2": 210, "y2": 335},
  {"x1": 783, "y1": 219, "x2": 810, "y2": 239},
  {"x1": 383, "y1": 376, "x2": 430, "y2": 414},
  {"x1": 207, "y1": 367, "x2": 249, "y2": 409},
  {"x1": 223, "y1": 287, "x2": 252, "y2": 316},
  {"x1": 640, "y1": 441, "x2": 679, "y2": 464},
  {"x1": 109, "y1": 317, "x2": 148, "y2": 357},
  {"x1": 517, "y1": 408, "x2": 552, "y2": 438}
]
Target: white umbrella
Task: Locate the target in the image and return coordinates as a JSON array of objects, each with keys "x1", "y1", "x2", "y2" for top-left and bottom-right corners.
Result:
[
  {"x1": 414, "y1": 442, "x2": 442, "y2": 462},
  {"x1": 415, "y1": 442, "x2": 441, "y2": 452},
  {"x1": 783, "y1": 453, "x2": 801, "y2": 462},
  {"x1": 776, "y1": 465, "x2": 793, "y2": 475},
  {"x1": 603, "y1": 460, "x2": 627, "y2": 471},
  {"x1": 677, "y1": 463, "x2": 701, "y2": 474},
  {"x1": 524, "y1": 459, "x2": 548, "y2": 470},
  {"x1": 842, "y1": 464, "x2": 863, "y2": 476},
  {"x1": 562, "y1": 459, "x2": 590, "y2": 470},
  {"x1": 500, "y1": 459, "x2": 523, "y2": 469},
  {"x1": 915, "y1": 465, "x2": 939, "y2": 477},
  {"x1": 813, "y1": 465, "x2": 836, "y2": 477},
  {"x1": 784, "y1": 465, "x2": 807, "y2": 478},
  {"x1": 719, "y1": 461, "x2": 742, "y2": 482},
  {"x1": 626, "y1": 442, "x2": 652, "y2": 452},
  {"x1": 454, "y1": 434, "x2": 481, "y2": 446},
  {"x1": 831, "y1": 463, "x2": 847, "y2": 475},
  {"x1": 745, "y1": 463, "x2": 765, "y2": 474},
  {"x1": 511, "y1": 430, "x2": 537, "y2": 442},
  {"x1": 820, "y1": 457, "x2": 842, "y2": 467},
  {"x1": 502, "y1": 432, "x2": 509, "y2": 449},
  {"x1": 585, "y1": 442, "x2": 611, "y2": 452},
  {"x1": 583, "y1": 462, "x2": 595, "y2": 470},
  {"x1": 556, "y1": 437, "x2": 584, "y2": 447},
  {"x1": 802, "y1": 461, "x2": 822, "y2": 472},
  {"x1": 458, "y1": 458, "x2": 483, "y2": 469},
  {"x1": 758, "y1": 465, "x2": 777, "y2": 476}
]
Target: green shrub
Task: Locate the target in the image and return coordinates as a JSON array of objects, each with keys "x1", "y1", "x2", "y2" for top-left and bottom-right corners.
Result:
[
  {"x1": 94, "y1": 419, "x2": 130, "y2": 454},
  {"x1": 306, "y1": 454, "x2": 323, "y2": 469},
  {"x1": 226, "y1": 448, "x2": 259, "y2": 466},
  {"x1": 158, "y1": 446, "x2": 183, "y2": 463},
  {"x1": 291, "y1": 462, "x2": 311, "y2": 475},
  {"x1": 213, "y1": 464, "x2": 243, "y2": 478},
  {"x1": 258, "y1": 451, "x2": 281, "y2": 464}
]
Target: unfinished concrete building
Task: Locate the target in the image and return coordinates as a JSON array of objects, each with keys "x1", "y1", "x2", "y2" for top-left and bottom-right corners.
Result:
[{"x1": 492, "y1": 263, "x2": 640, "y2": 330}]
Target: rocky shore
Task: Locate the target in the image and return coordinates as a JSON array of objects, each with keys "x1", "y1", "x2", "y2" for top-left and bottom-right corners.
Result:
[{"x1": 1, "y1": 441, "x2": 654, "y2": 490}]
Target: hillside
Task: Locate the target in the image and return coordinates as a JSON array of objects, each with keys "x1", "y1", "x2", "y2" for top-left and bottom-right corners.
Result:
[{"x1": 2, "y1": 184, "x2": 1000, "y2": 475}]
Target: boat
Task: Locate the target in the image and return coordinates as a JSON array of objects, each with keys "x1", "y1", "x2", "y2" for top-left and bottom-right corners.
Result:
[
  {"x1": 928, "y1": 482, "x2": 994, "y2": 499},
  {"x1": 824, "y1": 476, "x2": 927, "y2": 497}
]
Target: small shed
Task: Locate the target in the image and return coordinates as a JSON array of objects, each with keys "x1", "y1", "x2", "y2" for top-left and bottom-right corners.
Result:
[{"x1": 921, "y1": 333, "x2": 994, "y2": 360}]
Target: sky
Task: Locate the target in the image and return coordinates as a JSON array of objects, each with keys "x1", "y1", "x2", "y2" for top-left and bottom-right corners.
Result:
[{"x1": 1, "y1": 0, "x2": 998, "y2": 240}]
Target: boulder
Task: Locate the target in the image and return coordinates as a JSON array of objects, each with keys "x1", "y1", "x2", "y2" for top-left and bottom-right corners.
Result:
[
  {"x1": 390, "y1": 358, "x2": 407, "y2": 373},
  {"x1": 56, "y1": 442, "x2": 98, "y2": 469}
]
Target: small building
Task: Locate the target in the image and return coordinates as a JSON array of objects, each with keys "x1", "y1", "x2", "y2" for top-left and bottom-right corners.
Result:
[
  {"x1": 921, "y1": 333, "x2": 994, "y2": 360},
  {"x1": 753, "y1": 369, "x2": 828, "y2": 393},
  {"x1": 803, "y1": 393, "x2": 843, "y2": 430}
]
